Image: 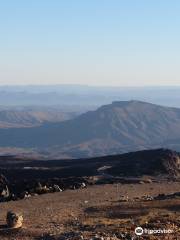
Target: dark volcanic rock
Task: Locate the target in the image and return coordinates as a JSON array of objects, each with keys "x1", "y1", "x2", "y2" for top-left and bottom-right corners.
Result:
[
  {"x1": 0, "y1": 149, "x2": 179, "y2": 202},
  {"x1": 106, "y1": 149, "x2": 180, "y2": 178}
]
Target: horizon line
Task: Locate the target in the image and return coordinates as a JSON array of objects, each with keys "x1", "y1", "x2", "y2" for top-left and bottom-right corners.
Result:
[{"x1": 0, "y1": 84, "x2": 180, "y2": 88}]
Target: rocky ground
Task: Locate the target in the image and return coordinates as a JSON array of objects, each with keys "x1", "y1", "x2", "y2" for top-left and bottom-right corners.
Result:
[
  {"x1": 0, "y1": 149, "x2": 179, "y2": 239},
  {"x1": 0, "y1": 181, "x2": 179, "y2": 240}
]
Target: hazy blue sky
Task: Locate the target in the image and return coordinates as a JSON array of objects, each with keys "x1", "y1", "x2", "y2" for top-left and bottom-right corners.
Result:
[{"x1": 0, "y1": 0, "x2": 180, "y2": 86}]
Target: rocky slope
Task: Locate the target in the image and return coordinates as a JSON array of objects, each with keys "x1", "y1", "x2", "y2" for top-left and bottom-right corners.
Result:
[{"x1": 0, "y1": 149, "x2": 179, "y2": 203}]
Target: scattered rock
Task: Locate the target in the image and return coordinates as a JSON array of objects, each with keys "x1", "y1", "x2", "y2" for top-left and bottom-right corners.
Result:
[
  {"x1": 119, "y1": 195, "x2": 129, "y2": 202},
  {"x1": 145, "y1": 178, "x2": 153, "y2": 183},
  {"x1": 139, "y1": 181, "x2": 144, "y2": 184},
  {"x1": 0, "y1": 185, "x2": 10, "y2": 200},
  {"x1": 81, "y1": 182, "x2": 86, "y2": 188},
  {"x1": 142, "y1": 195, "x2": 154, "y2": 201},
  {"x1": 0, "y1": 174, "x2": 10, "y2": 201},
  {"x1": 53, "y1": 184, "x2": 63, "y2": 192}
]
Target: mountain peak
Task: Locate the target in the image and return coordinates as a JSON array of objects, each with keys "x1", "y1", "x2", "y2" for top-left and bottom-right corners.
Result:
[
  {"x1": 97, "y1": 100, "x2": 157, "y2": 113},
  {"x1": 111, "y1": 100, "x2": 153, "y2": 107},
  {"x1": 0, "y1": 101, "x2": 180, "y2": 158}
]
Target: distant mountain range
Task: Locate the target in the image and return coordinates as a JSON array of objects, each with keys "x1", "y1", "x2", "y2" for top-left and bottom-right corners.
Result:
[
  {"x1": 1, "y1": 85, "x2": 180, "y2": 108},
  {"x1": 0, "y1": 108, "x2": 77, "y2": 128},
  {"x1": 0, "y1": 100, "x2": 180, "y2": 158}
]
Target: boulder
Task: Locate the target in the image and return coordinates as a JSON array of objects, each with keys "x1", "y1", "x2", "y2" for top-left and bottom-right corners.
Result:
[
  {"x1": 0, "y1": 185, "x2": 10, "y2": 199},
  {"x1": 6, "y1": 211, "x2": 23, "y2": 228},
  {"x1": 20, "y1": 191, "x2": 31, "y2": 199},
  {"x1": 0, "y1": 174, "x2": 10, "y2": 201}
]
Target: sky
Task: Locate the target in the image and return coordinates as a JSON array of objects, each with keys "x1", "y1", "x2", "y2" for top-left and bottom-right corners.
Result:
[{"x1": 0, "y1": 0, "x2": 180, "y2": 86}]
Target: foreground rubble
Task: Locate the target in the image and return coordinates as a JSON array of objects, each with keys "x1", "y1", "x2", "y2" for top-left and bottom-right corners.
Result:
[{"x1": 0, "y1": 181, "x2": 179, "y2": 240}]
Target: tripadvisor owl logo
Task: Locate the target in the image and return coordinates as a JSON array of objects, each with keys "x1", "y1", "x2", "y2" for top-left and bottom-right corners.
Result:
[{"x1": 135, "y1": 227, "x2": 144, "y2": 236}]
